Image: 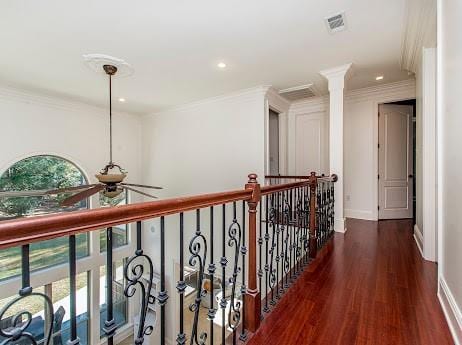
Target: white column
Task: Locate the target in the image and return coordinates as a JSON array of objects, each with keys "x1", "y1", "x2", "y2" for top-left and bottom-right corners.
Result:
[{"x1": 320, "y1": 63, "x2": 352, "y2": 233}]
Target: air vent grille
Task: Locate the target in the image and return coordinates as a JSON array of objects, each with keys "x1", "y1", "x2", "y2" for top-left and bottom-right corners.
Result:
[
  {"x1": 325, "y1": 12, "x2": 346, "y2": 33},
  {"x1": 279, "y1": 84, "x2": 316, "y2": 101}
]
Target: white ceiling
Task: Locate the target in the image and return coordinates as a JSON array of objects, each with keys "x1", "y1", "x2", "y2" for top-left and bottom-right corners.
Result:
[{"x1": 0, "y1": 0, "x2": 412, "y2": 114}]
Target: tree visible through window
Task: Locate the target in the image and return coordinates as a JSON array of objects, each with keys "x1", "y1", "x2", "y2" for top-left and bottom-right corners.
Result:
[
  {"x1": 0, "y1": 155, "x2": 88, "y2": 218},
  {"x1": 0, "y1": 155, "x2": 89, "y2": 280}
]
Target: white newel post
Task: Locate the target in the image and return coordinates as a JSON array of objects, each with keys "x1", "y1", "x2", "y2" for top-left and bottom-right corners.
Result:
[{"x1": 320, "y1": 63, "x2": 352, "y2": 233}]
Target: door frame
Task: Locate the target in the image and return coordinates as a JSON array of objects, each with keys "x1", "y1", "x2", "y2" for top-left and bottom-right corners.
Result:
[
  {"x1": 371, "y1": 94, "x2": 416, "y2": 221},
  {"x1": 377, "y1": 103, "x2": 415, "y2": 220},
  {"x1": 264, "y1": 88, "x2": 290, "y2": 176}
]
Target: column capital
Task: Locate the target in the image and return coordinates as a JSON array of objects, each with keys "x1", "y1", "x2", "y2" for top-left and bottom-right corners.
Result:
[{"x1": 319, "y1": 63, "x2": 353, "y2": 91}]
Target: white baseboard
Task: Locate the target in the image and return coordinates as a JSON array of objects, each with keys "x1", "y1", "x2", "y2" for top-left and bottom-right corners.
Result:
[
  {"x1": 334, "y1": 217, "x2": 347, "y2": 233},
  {"x1": 438, "y1": 278, "x2": 462, "y2": 345},
  {"x1": 413, "y1": 224, "x2": 424, "y2": 257},
  {"x1": 344, "y1": 209, "x2": 376, "y2": 221}
]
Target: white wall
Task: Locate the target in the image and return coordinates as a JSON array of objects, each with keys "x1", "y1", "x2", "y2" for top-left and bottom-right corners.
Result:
[
  {"x1": 437, "y1": 0, "x2": 462, "y2": 342},
  {"x1": 140, "y1": 87, "x2": 267, "y2": 198},
  {"x1": 286, "y1": 80, "x2": 415, "y2": 220},
  {"x1": 0, "y1": 85, "x2": 143, "y2": 204}
]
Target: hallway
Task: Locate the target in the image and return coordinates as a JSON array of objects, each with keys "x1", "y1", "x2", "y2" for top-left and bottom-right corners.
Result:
[{"x1": 248, "y1": 219, "x2": 454, "y2": 345}]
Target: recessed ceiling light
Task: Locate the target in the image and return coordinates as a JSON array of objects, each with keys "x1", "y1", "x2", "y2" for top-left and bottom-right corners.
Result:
[
  {"x1": 217, "y1": 62, "x2": 227, "y2": 69},
  {"x1": 376, "y1": 76, "x2": 384, "y2": 81},
  {"x1": 118, "y1": 98, "x2": 126, "y2": 102}
]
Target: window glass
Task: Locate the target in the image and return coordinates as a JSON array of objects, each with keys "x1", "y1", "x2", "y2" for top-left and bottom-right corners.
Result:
[
  {"x1": 0, "y1": 272, "x2": 89, "y2": 344},
  {"x1": 51, "y1": 272, "x2": 89, "y2": 345},
  {"x1": 0, "y1": 155, "x2": 89, "y2": 280},
  {"x1": 100, "y1": 193, "x2": 128, "y2": 252},
  {"x1": 99, "y1": 259, "x2": 128, "y2": 338}
]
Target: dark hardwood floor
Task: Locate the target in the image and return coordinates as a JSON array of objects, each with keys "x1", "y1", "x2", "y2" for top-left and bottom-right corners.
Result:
[{"x1": 247, "y1": 219, "x2": 454, "y2": 345}]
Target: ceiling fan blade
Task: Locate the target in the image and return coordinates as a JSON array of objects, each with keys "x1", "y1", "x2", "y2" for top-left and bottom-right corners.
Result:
[
  {"x1": 60, "y1": 185, "x2": 104, "y2": 207},
  {"x1": 0, "y1": 190, "x2": 51, "y2": 197},
  {"x1": 122, "y1": 186, "x2": 158, "y2": 199},
  {"x1": 120, "y1": 183, "x2": 163, "y2": 190},
  {"x1": 46, "y1": 184, "x2": 98, "y2": 195}
]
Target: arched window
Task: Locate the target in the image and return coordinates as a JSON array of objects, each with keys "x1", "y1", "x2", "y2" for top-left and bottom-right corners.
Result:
[
  {"x1": 0, "y1": 155, "x2": 88, "y2": 219},
  {"x1": 0, "y1": 155, "x2": 129, "y2": 344}
]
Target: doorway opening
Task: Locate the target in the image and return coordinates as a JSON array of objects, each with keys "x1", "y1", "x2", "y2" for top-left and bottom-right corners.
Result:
[
  {"x1": 378, "y1": 99, "x2": 416, "y2": 221},
  {"x1": 268, "y1": 109, "x2": 280, "y2": 175}
]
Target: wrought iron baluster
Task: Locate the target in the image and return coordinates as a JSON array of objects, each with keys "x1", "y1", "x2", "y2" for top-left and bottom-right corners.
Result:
[
  {"x1": 331, "y1": 181, "x2": 335, "y2": 235},
  {"x1": 176, "y1": 214, "x2": 186, "y2": 345},
  {"x1": 258, "y1": 199, "x2": 264, "y2": 318},
  {"x1": 283, "y1": 190, "x2": 290, "y2": 289},
  {"x1": 295, "y1": 187, "x2": 302, "y2": 274},
  {"x1": 305, "y1": 184, "x2": 310, "y2": 263},
  {"x1": 69, "y1": 235, "x2": 80, "y2": 345},
  {"x1": 275, "y1": 192, "x2": 280, "y2": 300},
  {"x1": 159, "y1": 217, "x2": 168, "y2": 344},
  {"x1": 208, "y1": 207, "x2": 215, "y2": 345},
  {"x1": 124, "y1": 221, "x2": 156, "y2": 345},
  {"x1": 104, "y1": 227, "x2": 116, "y2": 345},
  {"x1": 220, "y1": 204, "x2": 227, "y2": 345},
  {"x1": 316, "y1": 184, "x2": 321, "y2": 248},
  {"x1": 268, "y1": 194, "x2": 277, "y2": 306},
  {"x1": 323, "y1": 183, "x2": 327, "y2": 244},
  {"x1": 263, "y1": 195, "x2": 270, "y2": 313},
  {"x1": 189, "y1": 210, "x2": 207, "y2": 345},
  {"x1": 240, "y1": 201, "x2": 247, "y2": 341},
  {"x1": 228, "y1": 202, "x2": 242, "y2": 344},
  {"x1": 0, "y1": 245, "x2": 54, "y2": 345}
]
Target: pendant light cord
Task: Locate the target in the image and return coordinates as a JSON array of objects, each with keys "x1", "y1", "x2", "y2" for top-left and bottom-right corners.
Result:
[{"x1": 109, "y1": 73, "x2": 113, "y2": 165}]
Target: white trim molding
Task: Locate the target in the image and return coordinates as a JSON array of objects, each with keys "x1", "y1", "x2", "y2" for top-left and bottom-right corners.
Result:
[
  {"x1": 422, "y1": 47, "x2": 437, "y2": 262},
  {"x1": 413, "y1": 223, "x2": 424, "y2": 257},
  {"x1": 439, "y1": 278, "x2": 462, "y2": 345},
  {"x1": 344, "y1": 209, "x2": 375, "y2": 221},
  {"x1": 400, "y1": 0, "x2": 437, "y2": 73}
]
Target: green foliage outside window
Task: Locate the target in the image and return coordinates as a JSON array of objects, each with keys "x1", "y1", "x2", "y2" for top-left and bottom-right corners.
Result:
[{"x1": 0, "y1": 155, "x2": 87, "y2": 218}]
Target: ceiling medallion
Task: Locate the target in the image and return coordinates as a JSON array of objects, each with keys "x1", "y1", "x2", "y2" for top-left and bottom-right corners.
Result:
[{"x1": 82, "y1": 54, "x2": 134, "y2": 77}]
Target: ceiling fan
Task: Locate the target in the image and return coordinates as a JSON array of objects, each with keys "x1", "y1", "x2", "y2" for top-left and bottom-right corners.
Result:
[{"x1": 0, "y1": 64, "x2": 162, "y2": 207}]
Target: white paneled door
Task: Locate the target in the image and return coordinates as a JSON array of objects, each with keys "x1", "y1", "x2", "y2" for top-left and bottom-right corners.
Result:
[
  {"x1": 378, "y1": 104, "x2": 414, "y2": 219},
  {"x1": 295, "y1": 112, "x2": 328, "y2": 175}
]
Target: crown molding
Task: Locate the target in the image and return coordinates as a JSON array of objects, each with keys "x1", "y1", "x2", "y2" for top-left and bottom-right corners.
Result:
[
  {"x1": 0, "y1": 82, "x2": 139, "y2": 120},
  {"x1": 345, "y1": 79, "x2": 416, "y2": 103},
  {"x1": 320, "y1": 63, "x2": 353, "y2": 91},
  {"x1": 288, "y1": 79, "x2": 416, "y2": 113},
  {"x1": 400, "y1": 0, "x2": 437, "y2": 73},
  {"x1": 266, "y1": 86, "x2": 291, "y2": 112},
  {"x1": 320, "y1": 63, "x2": 353, "y2": 78},
  {"x1": 145, "y1": 85, "x2": 270, "y2": 117}
]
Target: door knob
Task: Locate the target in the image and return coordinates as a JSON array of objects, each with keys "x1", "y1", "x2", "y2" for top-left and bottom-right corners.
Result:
[{"x1": 408, "y1": 174, "x2": 414, "y2": 178}]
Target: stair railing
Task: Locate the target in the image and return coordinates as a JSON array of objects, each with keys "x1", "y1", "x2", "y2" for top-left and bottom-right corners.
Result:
[{"x1": 0, "y1": 172, "x2": 337, "y2": 344}]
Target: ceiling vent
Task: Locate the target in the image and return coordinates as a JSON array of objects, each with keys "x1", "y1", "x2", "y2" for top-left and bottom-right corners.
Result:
[
  {"x1": 325, "y1": 12, "x2": 347, "y2": 33},
  {"x1": 279, "y1": 84, "x2": 316, "y2": 101}
]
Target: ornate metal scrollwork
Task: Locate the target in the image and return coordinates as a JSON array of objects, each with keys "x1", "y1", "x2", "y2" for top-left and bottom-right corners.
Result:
[
  {"x1": 282, "y1": 195, "x2": 291, "y2": 275},
  {"x1": 188, "y1": 229, "x2": 207, "y2": 345},
  {"x1": 0, "y1": 290, "x2": 54, "y2": 345},
  {"x1": 268, "y1": 198, "x2": 277, "y2": 294},
  {"x1": 124, "y1": 249, "x2": 156, "y2": 345},
  {"x1": 227, "y1": 215, "x2": 243, "y2": 331}
]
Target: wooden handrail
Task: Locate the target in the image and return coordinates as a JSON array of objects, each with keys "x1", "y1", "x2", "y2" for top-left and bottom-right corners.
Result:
[
  {"x1": 261, "y1": 180, "x2": 310, "y2": 195},
  {"x1": 0, "y1": 188, "x2": 253, "y2": 250},
  {"x1": 264, "y1": 174, "x2": 338, "y2": 187},
  {"x1": 317, "y1": 174, "x2": 338, "y2": 183},
  {"x1": 265, "y1": 175, "x2": 310, "y2": 179}
]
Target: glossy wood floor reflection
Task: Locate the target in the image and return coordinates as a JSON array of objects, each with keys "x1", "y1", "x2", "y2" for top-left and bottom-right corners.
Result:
[{"x1": 247, "y1": 219, "x2": 454, "y2": 345}]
